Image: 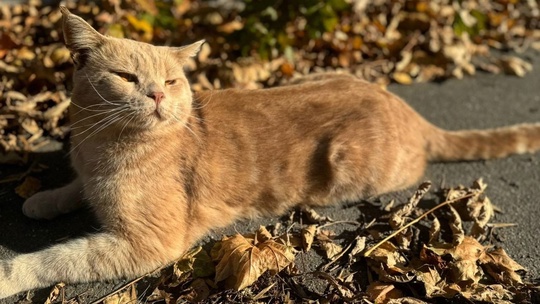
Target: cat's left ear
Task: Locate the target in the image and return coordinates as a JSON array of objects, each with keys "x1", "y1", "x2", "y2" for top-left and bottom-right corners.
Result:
[
  {"x1": 60, "y1": 6, "x2": 106, "y2": 67},
  {"x1": 171, "y1": 40, "x2": 205, "y2": 62}
]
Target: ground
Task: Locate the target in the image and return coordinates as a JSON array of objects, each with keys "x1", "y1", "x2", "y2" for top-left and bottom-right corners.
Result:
[{"x1": 0, "y1": 52, "x2": 538, "y2": 303}]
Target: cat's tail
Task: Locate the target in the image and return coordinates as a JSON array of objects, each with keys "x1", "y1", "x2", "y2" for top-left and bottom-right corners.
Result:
[
  {"x1": 0, "y1": 233, "x2": 169, "y2": 299},
  {"x1": 426, "y1": 123, "x2": 540, "y2": 162}
]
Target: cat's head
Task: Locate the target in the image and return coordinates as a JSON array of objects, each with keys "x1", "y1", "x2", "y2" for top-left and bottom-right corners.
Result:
[{"x1": 61, "y1": 6, "x2": 203, "y2": 133}]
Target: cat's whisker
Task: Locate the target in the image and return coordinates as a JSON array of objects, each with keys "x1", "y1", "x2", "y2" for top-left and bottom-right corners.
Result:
[
  {"x1": 70, "y1": 111, "x2": 129, "y2": 155},
  {"x1": 117, "y1": 112, "x2": 138, "y2": 141},
  {"x1": 191, "y1": 90, "x2": 214, "y2": 110},
  {"x1": 70, "y1": 108, "x2": 131, "y2": 138},
  {"x1": 165, "y1": 111, "x2": 201, "y2": 143},
  {"x1": 84, "y1": 71, "x2": 123, "y2": 106},
  {"x1": 71, "y1": 100, "x2": 122, "y2": 111},
  {"x1": 71, "y1": 101, "x2": 125, "y2": 115},
  {"x1": 70, "y1": 105, "x2": 130, "y2": 128}
]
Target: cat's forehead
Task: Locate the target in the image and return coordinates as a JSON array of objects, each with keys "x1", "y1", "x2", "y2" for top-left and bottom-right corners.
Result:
[{"x1": 101, "y1": 38, "x2": 174, "y2": 73}]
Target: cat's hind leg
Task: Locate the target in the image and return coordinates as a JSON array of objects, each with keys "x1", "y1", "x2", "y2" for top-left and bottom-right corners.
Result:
[{"x1": 22, "y1": 178, "x2": 84, "y2": 220}]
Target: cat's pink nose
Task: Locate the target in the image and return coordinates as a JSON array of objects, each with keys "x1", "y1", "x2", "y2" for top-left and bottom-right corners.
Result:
[{"x1": 148, "y1": 92, "x2": 165, "y2": 105}]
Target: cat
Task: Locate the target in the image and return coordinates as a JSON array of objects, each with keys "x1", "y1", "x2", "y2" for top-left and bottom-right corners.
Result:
[{"x1": 1, "y1": 6, "x2": 539, "y2": 299}]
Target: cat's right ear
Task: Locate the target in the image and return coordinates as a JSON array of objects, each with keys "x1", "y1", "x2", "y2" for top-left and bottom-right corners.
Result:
[{"x1": 60, "y1": 6, "x2": 105, "y2": 66}]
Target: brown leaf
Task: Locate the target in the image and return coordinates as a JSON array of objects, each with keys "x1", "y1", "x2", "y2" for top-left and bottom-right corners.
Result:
[
  {"x1": 416, "y1": 266, "x2": 447, "y2": 298},
  {"x1": 103, "y1": 284, "x2": 137, "y2": 304},
  {"x1": 302, "y1": 206, "x2": 333, "y2": 224},
  {"x1": 480, "y1": 248, "x2": 525, "y2": 286},
  {"x1": 428, "y1": 216, "x2": 441, "y2": 244},
  {"x1": 448, "y1": 205, "x2": 464, "y2": 245},
  {"x1": 15, "y1": 176, "x2": 41, "y2": 199},
  {"x1": 499, "y1": 56, "x2": 532, "y2": 77},
  {"x1": 301, "y1": 225, "x2": 317, "y2": 252},
  {"x1": 212, "y1": 227, "x2": 295, "y2": 290},
  {"x1": 319, "y1": 241, "x2": 343, "y2": 260},
  {"x1": 44, "y1": 283, "x2": 65, "y2": 304},
  {"x1": 389, "y1": 181, "x2": 431, "y2": 229},
  {"x1": 180, "y1": 278, "x2": 210, "y2": 303},
  {"x1": 366, "y1": 281, "x2": 404, "y2": 304}
]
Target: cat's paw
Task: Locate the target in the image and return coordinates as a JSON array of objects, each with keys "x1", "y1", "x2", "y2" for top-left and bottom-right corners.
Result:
[
  {"x1": 22, "y1": 181, "x2": 84, "y2": 220},
  {"x1": 22, "y1": 189, "x2": 65, "y2": 220}
]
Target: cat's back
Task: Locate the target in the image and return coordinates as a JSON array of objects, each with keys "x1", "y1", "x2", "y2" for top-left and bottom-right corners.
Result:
[{"x1": 193, "y1": 77, "x2": 402, "y2": 123}]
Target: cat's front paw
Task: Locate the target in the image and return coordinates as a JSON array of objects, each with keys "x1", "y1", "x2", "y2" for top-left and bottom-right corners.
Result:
[
  {"x1": 22, "y1": 181, "x2": 84, "y2": 220},
  {"x1": 22, "y1": 189, "x2": 64, "y2": 220}
]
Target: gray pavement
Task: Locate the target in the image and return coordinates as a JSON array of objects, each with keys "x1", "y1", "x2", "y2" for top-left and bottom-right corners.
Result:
[{"x1": 1, "y1": 52, "x2": 539, "y2": 303}]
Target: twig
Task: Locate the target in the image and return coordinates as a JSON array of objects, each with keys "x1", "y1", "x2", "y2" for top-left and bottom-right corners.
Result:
[
  {"x1": 89, "y1": 273, "x2": 152, "y2": 304},
  {"x1": 363, "y1": 192, "x2": 477, "y2": 257},
  {"x1": 317, "y1": 220, "x2": 362, "y2": 230}
]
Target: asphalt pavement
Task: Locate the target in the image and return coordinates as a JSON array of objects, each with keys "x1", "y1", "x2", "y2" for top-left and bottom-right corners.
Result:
[{"x1": 0, "y1": 52, "x2": 539, "y2": 303}]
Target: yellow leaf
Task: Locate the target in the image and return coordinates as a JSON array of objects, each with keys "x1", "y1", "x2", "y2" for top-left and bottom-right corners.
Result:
[
  {"x1": 392, "y1": 72, "x2": 413, "y2": 85},
  {"x1": 125, "y1": 14, "x2": 153, "y2": 42},
  {"x1": 106, "y1": 24, "x2": 125, "y2": 38}
]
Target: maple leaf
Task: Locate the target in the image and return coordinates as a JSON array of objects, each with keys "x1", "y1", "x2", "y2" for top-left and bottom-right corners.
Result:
[{"x1": 212, "y1": 226, "x2": 295, "y2": 290}]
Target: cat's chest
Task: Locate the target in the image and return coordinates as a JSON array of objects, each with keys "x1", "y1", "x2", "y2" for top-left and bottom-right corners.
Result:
[{"x1": 81, "y1": 148, "x2": 183, "y2": 204}]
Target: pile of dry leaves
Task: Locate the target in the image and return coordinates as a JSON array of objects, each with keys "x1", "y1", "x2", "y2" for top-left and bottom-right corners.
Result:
[
  {"x1": 1, "y1": 0, "x2": 539, "y2": 159},
  {"x1": 35, "y1": 180, "x2": 538, "y2": 303}
]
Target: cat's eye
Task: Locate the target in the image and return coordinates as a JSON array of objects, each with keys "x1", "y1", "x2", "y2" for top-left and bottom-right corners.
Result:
[
  {"x1": 165, "y1": 79, "x2": 177, "y2": 86},
  {"x1": 113, "y1": 71, "x2": 138, "y2": 83}
]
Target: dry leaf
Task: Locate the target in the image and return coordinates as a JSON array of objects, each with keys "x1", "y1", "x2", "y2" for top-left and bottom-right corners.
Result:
[
  {"x1": 428, "y1": 216, "x2": 441, "y2": 244},
  {"x1": 389, "y1": 181, "x2": 431, "y2": 229},
  {"x1": 301, "y1": 206, "x2": 333, "y2": 224},
  {"x1": 103, "y1": 284, "x2": 137, "y2": 304},
  {"x1": 499, "y1": 56, "x2": 532, "y2": 77},
  {"x1": 392, "y1": 72, "x2": 413, "y2": 84},
  {"x1": 366, "y1": 281, "x2": 404, "y2": 304},
  {"x1": 301, "y1": 225, "x2": 317, "y2": 252},
  {"x1": 14, "y1": 176, "x2": 41, "y2": 199},
  {"x1": 212, "y1": 227, "x2": 295, "y2": 290},
  {"x1": 447, "y1": 205, "x2": 464, "y2": 245},
  {"x1": 415, "y1": 266, "x2": 448, "y2": 298},
  {"x1": 480, "y1": 248, "x2": 525, "y2": 286},
  {"x1": 319, "y1": 241, "x2": 343, "y2": 260},
  {"x1": 44, "y1": 283, "x2": 65, "y2": 304},
  {"x1": 180, "y1": 278, "x2": 211, "y2": 303}
]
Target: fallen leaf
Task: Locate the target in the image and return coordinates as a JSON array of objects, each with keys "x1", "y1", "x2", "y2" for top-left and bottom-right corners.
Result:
[
  {"x1": 103, "y1": 284, "x2": 137, "y2": 304},
  {"x1": 366, "y1": 281, "x2": 404, "y2": 304},
  {"x1": 44, "y1": 283, "x2": 65, "y2": 304},
  {"x1": 301, "y1": 225, "x2": 317, "y2": 252},
  {"x1": 212, "y1": 227, "x2": 295, "y2": 290},
  {"x1": 15, "y1": 176, "x2": 41, "y2": 199},
  {"x1": 319, "y1": 241, "x2": 343, "y2": 260},
  {"x1": 499, "y1": 56, "x2": 532, "y2": 77},
  {"x1": 480, "y1": 248, "x2": 525, "y2": 286},
  {"x1": 392, "y1": 71, "x2": 413, "y2": 84}
]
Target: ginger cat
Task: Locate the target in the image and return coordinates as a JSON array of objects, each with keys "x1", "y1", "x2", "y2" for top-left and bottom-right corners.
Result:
[{"x1": 1, "y1": 7, "x2": 539, "y2": 299}]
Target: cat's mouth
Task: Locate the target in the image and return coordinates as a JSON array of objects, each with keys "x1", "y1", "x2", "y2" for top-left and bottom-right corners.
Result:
[{"x1": 153, "y1": 109, "x2": 163, "y2": 119}]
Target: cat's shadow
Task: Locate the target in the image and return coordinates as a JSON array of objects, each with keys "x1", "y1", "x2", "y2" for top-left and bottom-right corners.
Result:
[{"x1": 0, "y1": 145, "x2": 99, "y2": 254}]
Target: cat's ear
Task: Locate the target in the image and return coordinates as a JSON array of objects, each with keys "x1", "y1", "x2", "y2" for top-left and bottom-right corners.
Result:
[
  {"x1": 60, "y1": 6, "x2": 105, "y2": 65},
  {"x1": 171, "y1": 40, "x2": 205, "y2": 62}
]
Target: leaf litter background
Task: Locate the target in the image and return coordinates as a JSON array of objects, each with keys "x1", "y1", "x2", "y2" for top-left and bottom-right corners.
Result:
[{"x1": 1, "y1": 0, "x2": 539, "y2": 303}]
